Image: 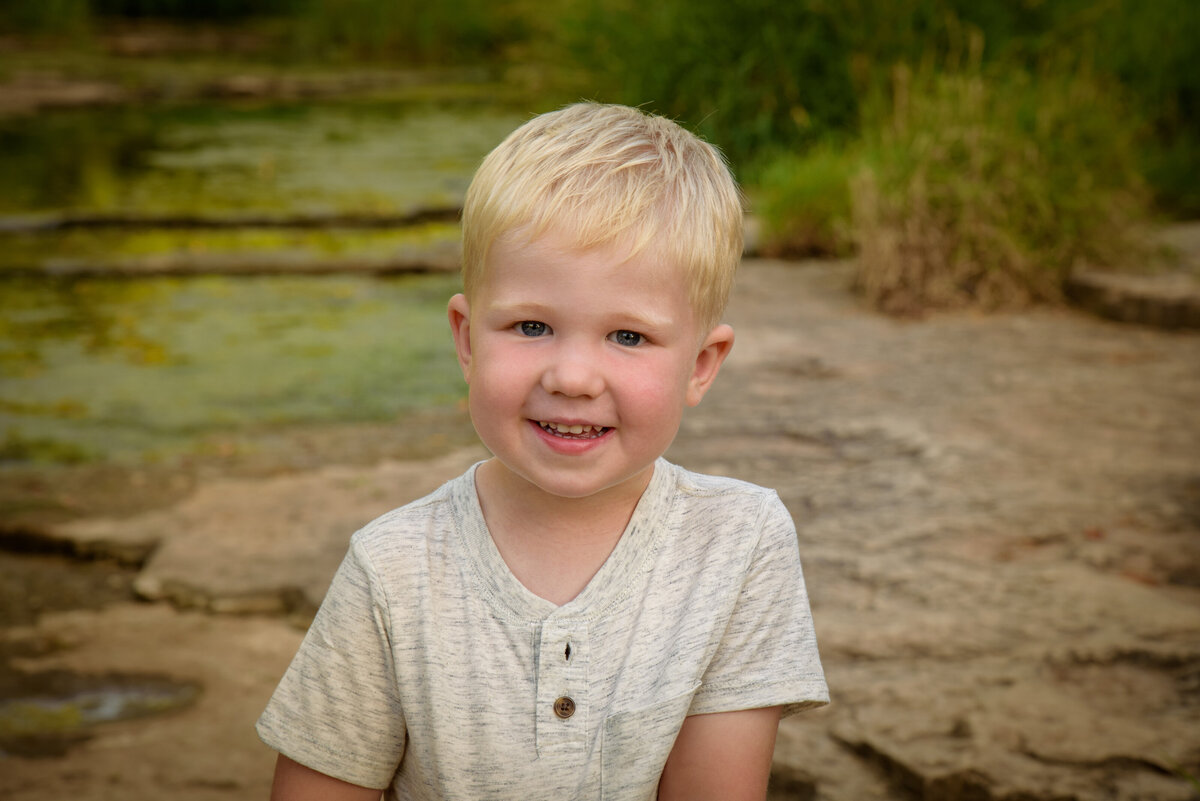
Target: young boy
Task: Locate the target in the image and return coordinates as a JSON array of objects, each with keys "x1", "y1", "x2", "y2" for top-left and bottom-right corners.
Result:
[{"x1": 257, "y1": 102, "x2": 828, "y2": 800}]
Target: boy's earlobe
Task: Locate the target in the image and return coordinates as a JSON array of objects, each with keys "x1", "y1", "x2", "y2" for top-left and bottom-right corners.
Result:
[
  {"x1": 686, "y1": 324, "x2": 734, "y2": 407},
  {"x1": 447, "y1": 294, "x2": 473, "y2": 380}
]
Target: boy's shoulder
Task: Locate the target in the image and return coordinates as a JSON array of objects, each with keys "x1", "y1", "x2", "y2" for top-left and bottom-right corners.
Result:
[
  {"x1": 647, "y1": 460, "x2": 791, "y2": 542},
  {"x1": 646, "y1": 462, "x2": 799, "y2": 595},
  {"x1": 348, "y1": 463, "x2": 480, "y2": 551},
  {"x1": 664, "y1": 459, "x2": 781, "y2": 505}
]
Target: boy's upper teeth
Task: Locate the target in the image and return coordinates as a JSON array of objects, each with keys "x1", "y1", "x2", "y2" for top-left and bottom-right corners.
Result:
[{"x1": 540, "y1": 422, "x2": 596, "y2": 435}]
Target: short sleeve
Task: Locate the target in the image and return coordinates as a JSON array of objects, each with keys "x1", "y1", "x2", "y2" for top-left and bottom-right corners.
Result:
[
  {"x1": 256, "y1": 539, "x2": 406, "y2": 789},
  {"x1": 688, "y1": 492, "x2": 829, "y2": 718}
]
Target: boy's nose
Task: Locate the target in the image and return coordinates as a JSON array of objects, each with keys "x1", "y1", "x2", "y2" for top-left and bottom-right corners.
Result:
[{"x1": 540, "y1": 344, "x2": 605, "y2": 398}]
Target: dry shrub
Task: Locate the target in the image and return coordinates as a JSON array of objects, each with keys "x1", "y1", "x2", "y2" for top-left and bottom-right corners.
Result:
[{"x1": 852, "y1": 61, "x2": 1150, "y2": 315}]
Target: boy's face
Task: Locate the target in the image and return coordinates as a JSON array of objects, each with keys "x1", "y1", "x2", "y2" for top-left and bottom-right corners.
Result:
[{"x1": 448, "y1": 229, "x2": 733, "y2": 505}]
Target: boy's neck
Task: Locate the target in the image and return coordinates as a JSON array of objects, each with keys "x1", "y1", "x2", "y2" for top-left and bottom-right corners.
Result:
[{"x1": 473, "y1": 458, "x2": 654, "y2": 606}]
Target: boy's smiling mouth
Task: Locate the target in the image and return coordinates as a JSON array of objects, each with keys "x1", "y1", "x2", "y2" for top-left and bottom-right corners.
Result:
[{"x1": 537, "y1": 421, "x2": 611, "y2": 439}]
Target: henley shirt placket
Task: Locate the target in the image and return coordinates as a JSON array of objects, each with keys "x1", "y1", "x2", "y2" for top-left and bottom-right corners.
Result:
[{"x1": 534, "y1": 617, "x2": 589, "y2": 757}]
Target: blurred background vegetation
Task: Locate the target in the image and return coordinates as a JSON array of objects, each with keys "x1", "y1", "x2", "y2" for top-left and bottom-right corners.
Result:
[
  {"x1": 5, "y1": 2, "x2": 1196, "y2": 211},
  {"x1": 5, "y1": 0, "x2": 1194, "y2": 309},
  {"x1": 1, "y1": 0, "x2": 1197, "y2": 468}
]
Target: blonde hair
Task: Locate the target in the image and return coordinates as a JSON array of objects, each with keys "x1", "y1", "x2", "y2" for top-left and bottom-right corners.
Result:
[{"x1": 461, "y1": 103, "x2": 743, "y2": 333}]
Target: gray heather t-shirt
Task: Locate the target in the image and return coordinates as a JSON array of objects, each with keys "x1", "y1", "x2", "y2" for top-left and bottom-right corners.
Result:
[{"x1": 257, "y1": 459, "x2": 828, "y2": 799}]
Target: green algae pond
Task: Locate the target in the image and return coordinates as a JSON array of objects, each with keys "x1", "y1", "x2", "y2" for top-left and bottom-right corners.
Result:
[
  {"x1": 0, "y1": 99, "x2": 524, "y2": 219},
  {"x1": 0, "y1": 272, "x2": 468, "y2": 463},
  {"x1": 0, "y1": 97, "x2": 527, "y2": 465}
]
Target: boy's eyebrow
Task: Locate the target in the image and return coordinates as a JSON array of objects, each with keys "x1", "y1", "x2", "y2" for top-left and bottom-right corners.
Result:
[{"x1": 485, "y1": 300, "x2": 556, "y2": 318}]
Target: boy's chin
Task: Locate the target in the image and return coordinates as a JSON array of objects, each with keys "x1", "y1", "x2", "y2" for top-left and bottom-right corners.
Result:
[{"x1": 485, "y1": 458, "x2": 657, "y2": 503}]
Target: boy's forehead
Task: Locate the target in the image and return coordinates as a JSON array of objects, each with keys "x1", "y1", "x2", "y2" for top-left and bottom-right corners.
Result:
[{"x1": 484, "y1": 227, "x2": 688, "y2": 289}]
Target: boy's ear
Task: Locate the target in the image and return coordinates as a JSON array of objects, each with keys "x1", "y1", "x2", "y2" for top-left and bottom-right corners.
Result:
[
  {"x1": 686, "y1": 324, "x2": 734, "y2": 407},
  {"x1": 447, "y1": 294, "x2": 473, "y2": 381}
]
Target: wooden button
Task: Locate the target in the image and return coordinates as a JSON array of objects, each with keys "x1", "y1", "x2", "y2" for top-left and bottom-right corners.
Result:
[{"x1": 553, "y1": 696, "x2": 576, "y2": 719}]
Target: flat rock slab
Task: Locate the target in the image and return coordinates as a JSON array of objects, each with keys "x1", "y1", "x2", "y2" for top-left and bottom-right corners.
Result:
[
  {"x1": 682, "y1": 260, "x2": 1200, "y2": 800},
  {"x1": 1064, "y1": 220, "x2": 1200, "y2": 329},
  {"x1": 1066, "y1": 268, "x2": 1200, "y2": 329},
  {"x1": 56, "y1": 447, "x2": 487, "y2": 615}
]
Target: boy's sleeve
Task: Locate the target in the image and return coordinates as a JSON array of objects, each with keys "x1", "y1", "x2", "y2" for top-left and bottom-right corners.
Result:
[
  {"x1": 256, "y1": 538, "x2": 406, "y2": 789},
  {"x1": 688, "y1": 492, "x2": 829, "y2": 718}
]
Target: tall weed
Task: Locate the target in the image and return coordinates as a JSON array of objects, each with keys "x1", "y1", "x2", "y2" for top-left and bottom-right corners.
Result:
[
  {"x1": 751, "y1": 144, "x2": 856, "y2": 258},
  {"x1": 852, "y1": 62, "x2": 1150, "y2": 314}
]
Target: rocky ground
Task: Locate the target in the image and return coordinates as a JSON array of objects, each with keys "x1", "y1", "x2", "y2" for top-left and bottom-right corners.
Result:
[{"x1": 1, "y1": 252, "x2": 1198, "y2": 800}]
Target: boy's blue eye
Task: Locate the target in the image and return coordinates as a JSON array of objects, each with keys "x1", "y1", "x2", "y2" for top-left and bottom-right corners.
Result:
[
  {"x1": 610, "y1": 330, "x2": 643, "y2": 347},
  {"x1": 519, "y1": 321, "x2": 548, "y2": 337}
]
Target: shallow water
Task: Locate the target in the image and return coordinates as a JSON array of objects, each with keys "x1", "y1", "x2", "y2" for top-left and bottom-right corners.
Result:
[
  {"x1": 0, "y1": 667, "x2": 199, "y2": 757},
  {"x1": 0, "y1": 100, "x2": 524, "y2": 218},
  {"x1": 0, "y1": 272, "x2": 466, "y2": 463}
]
